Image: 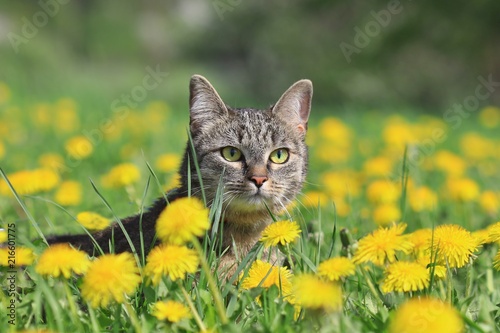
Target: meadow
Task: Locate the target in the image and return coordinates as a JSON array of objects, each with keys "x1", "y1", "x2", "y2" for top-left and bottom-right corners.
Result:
[{"x1": 0, "y1": 80, "x2": 499, "y2": 333}]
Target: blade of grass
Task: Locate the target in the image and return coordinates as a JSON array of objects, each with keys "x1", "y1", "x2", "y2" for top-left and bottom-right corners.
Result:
[
  {"x1": 315, "y1": 200, "x2": 322, "y2": 266},
  {"x1": 24, "y1": 195, "x2": 104, "y2": 255},
  {"x1": 327, "y1": 201, "x2": 337, "y2": 259},
  {"x1": 0, "y1": 168, "x2": 47, "y2": 244},
  {"x1": 137, "y1": 175, "x2": 152, "y2": 265},
  {"x1": 88, "y1": 178, "x2": 141, "y2": 267},
  {"x1": 35, "y1": 273, "x2": 66, "y2": 332},
  {"x1": 399, "y1": 145, "x2": 409, "y2": 222},
  {"x1": 191, "y1": 237, "x2": 228, "y2": 325},
  {"x1": 144, "y1": 160, "x2": 169, "y2": 203},
  {"x1": 210, "y1": 170, "x2": 226, "y2": 240},
  {"x1": 187, "y1": 129, "x2": 206, "y2": 204},
  {"x1": 292, "y1": 248, "x2": 317, "y2": 273}
]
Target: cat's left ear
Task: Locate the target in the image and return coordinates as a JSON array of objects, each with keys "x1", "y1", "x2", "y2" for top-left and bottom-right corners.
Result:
[{"x1": 272, "y1": 79, "x2": 313, "y2": 134}]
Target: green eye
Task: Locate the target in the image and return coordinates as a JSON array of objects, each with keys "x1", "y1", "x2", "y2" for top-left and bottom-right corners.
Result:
[
  {"x1": 269, "y1": 148, "x2": 289, "y2": 164},
  {"x1": 221, "y1": 146, "x2": 243, "y2": 162}
]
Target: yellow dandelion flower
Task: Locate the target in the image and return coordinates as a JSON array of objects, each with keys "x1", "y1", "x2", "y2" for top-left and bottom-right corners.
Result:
[
  {"x1": 38, "y1": 153, "x2": 66, "y2": 172},
  {"x1": 471, "y1": 229, "x2": 491, "y2": 247},
  {"x1": 382, "y1": 119, "x2": 417, "y2": 150},
  {"x1": 54, "y1": 180, "x2": 82, "y2": 206},
  {"x1": 479, "y1": 106, "x2": 500, "y2": 128},
  {"x1": 363, "y1": 156, "x2": 393, "y2": 178},
  {"x1": 144, "y1": 244, "x2": 199, "y2": 284},
  {"x1": 81, "y1": 252, "x2": 141, "y2": 308},
  {"x1": 409, "y1": 186, "x2": 437, "y2": 212},
  {"x1": 321, "y1": 170, "x2": 361, "y2": 198},
  {"x1": 373, "y1": 203, "x2": 401, "y2": 226},
  {"x1": 155, "y1": 153, "x2": 181, "y2": 173},
  {"x1": 101, "y1": 163, "x2": 140, "y2": 188},
  {"x1": 76, "y1": 211, "x2": 110, "y2": 231},
  {"x1": 486, "y1": 221, "x2": 500, "y2": 243},
  {"x1": 446, "y1": 178, "x2": 480, "y2": 202},
  {"x1": 330, "y1": 197, "x2": 351, "y2": 217},
  {"x1": 416, "y1": 256, "x2": 447, "y2": 279},
  {"x1": 388, "y1": 297, "x2": 464, "y2": 333},
  {"x1": 315, "y1": 142, "x2": 351, "y2": 163},
  {"x1": 460, "y1": 132, "x2": 495, "y2": 160},
  {"x1": 479, "y1": 191, "x2": 499, "y2": 215},
  {"x1": 152, "y1": 300, "x2": 191, "y2": 323},
  {"x1": 260, "y1": 220, "x2": 301, "y2": 248},
  {"x1": 407, "y1": 228, "x2": 432, "y2": 258},
  {"x1": 317, "y1": 257, "x2": 355, "y2": 281},
  {"x1": 65, "y1": 136, "x2": 93, "y2": 159},
  {"x1": 145, "y1": 100, "x2": 170, "y2": 117},
  {"x1": 431, "y1": 224, "x2": 477, "y2": 268},
  {"x1": 32, "y1": 169, "x2": 60, "y2": 192},
  {"x1": 55, "y1": 98, "x2": 79, "y2": 133},
  {"x1": 318, "y1": 117, "x2": 353, "y2": 146},
  {"x1": 433, "y1": 150, "x2": 466, "y2": 177},
  {"x1": 145, "y1": 103, "x2": 169, "y2": 133},
  {"x1": 156, "y1": 197, "x2": 210, "y2": 245},
  {"x1": 0, "y1": 246, "x2": 36, "y2": 267},
  {"x1": 381, "y1": 261, "x2": 429, "y2": 293},
  {"x1": 302, "y1": 191, "x2": 330, "y2": 208},
  {"x1": 353, "y1": 223, "x2": 412, "y2": 266},
  {"x1": 293, "y1": 274, "x2": 342, "y2": 312},
  {"x1": 241, "y1": 260, "x2": 293, "y2": 301},
  {"x1": 493, "y1": 249, "x2": 500, "y2": 271},
  {"x1": 35, "y1": 244, "x2": 90, "y2": 278},
  {"x1": 366, "y1": 180, "x2": 400, "y2": 204},
  {"x1": 0, "y1": 169, "x2": 60, "y2": 196}
]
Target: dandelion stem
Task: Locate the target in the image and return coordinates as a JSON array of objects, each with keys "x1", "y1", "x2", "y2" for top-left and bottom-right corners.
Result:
[
  {"x1": 446, "y1": 264, "x2": 453, "y2": 304},
  {"x1": 87, "y1": 303, "x2": 101, "y2": 332},
  {"x1": 62, "y1": 280, "x2": 84, "y2": 332},
  {"x1": 359, "y1": 266, "x2": 390, "y2": 309},
  {"x1": 465, "y1": 261, "x2": 473, "y2": 299},
  {"x1": 191, "y1": 237, "x2": 229, "y2": 324},
  {"x1": 124, "y1": 301, "x2": 142, "y2": 333},
  {"x1": 180, "y1": 284, "x2": 207, "y2": 331},
  {"x1": 285, "y1": 244, "x2": 295, "y2": 271},
  {"x1": 438, "y1": 280, "x2": 447, "y2": 299}
]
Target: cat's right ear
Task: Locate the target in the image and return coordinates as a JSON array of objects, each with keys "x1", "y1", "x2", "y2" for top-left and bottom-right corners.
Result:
[
  {"x1": 189, "y1": 75, "x2": 228, "y2": 135},
  {"x1": 272, "y1": 79, "x2": 313, "y2": 135}
]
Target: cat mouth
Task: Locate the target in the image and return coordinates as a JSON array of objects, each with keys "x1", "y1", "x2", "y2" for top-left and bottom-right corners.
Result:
[{"x1": 224, "y1": 192, "x2": 272, "y2": 212}]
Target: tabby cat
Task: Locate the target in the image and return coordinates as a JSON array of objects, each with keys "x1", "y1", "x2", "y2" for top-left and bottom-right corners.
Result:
[{"x1": 48, "y1": 75, "x2": 313, "y2": 275}]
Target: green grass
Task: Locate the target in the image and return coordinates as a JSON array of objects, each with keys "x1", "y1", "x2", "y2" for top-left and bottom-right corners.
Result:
[{"x1": 0, "y1": 85, "x2": 500, "y2": 332}]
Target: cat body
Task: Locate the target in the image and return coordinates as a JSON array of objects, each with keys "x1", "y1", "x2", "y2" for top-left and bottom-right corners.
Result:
[{"x1": 48, "y1": 75, "x2": 313, "y2": 274}]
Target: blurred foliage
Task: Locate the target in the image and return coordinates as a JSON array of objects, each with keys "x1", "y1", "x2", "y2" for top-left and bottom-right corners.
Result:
[{"x1": 0, "y1": 0, "x2": 499, "y2": 112}]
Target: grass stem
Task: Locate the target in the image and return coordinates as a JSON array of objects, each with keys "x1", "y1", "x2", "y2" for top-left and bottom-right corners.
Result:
[{"x1": 192, "y1": 237, "x2": 229, "y2": 325}]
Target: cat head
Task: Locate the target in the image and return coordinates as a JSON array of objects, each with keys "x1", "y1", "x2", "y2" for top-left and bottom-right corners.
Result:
[{"x1": 181, "y1": 75, "x2": 312, "y2": 229}]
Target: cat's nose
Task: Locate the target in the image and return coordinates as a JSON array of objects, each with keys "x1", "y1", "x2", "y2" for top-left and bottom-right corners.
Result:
[{"x1": 250, "y1": 176, "x2": 268, "y2": 188}]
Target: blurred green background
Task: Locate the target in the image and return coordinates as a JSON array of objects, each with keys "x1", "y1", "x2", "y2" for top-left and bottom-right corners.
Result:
[
  {"x1": 0, "y1": 0, "x2": 499, "y2": 248},
  {"x1": 1, "y1": 0, "x2": 500, "y2": 112}
]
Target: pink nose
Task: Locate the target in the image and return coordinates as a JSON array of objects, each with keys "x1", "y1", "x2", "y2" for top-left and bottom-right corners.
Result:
[{"x1": 250, "y1": 176, "x2": 268, "y2": 188}]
